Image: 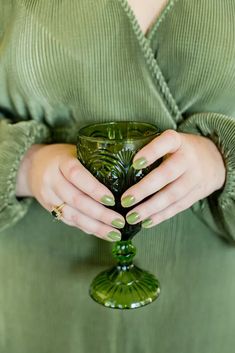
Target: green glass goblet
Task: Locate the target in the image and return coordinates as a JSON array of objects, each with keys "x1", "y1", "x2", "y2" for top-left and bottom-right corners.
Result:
[{"x1": 77, "y1": 121, "x2": 161, "y2": 309}]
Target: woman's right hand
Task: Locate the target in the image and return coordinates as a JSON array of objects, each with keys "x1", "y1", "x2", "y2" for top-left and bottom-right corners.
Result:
[{"x1": 17, "y1": 143, "x2": 125, "y2": 242}]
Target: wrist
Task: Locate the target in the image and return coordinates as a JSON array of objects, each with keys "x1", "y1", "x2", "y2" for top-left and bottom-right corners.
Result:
[
  {"x1": 205, "y1": 136, "x2": 226, "y2": 192},
  {"x1": 15, "y1": 144, "x2": 47, "y2": 197}
]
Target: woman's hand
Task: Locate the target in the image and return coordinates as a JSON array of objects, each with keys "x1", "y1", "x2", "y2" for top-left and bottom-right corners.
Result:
[
  {"x1": 121, "y1": 130, "x2": 226, "y2": 228},
  {"x1": 16, "y1": 143, "x2": 125, "y2": 242}
]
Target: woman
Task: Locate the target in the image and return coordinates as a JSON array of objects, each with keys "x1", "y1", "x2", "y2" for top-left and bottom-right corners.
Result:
[{"x1": 0, "y1": 0, "x2": 235, "y2": 352}]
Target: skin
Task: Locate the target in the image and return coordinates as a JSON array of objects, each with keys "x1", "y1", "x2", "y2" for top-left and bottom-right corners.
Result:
[
  {"x1": 120, "y1": 1, "x2": 226, "y2": 227},
  {"x1": 15, "y1": 1, "x2": 226, "y2": 240},
  {"x1": 16, "y1": 130, "x2": 226, "y2": 240},
  {"x1": 16, "y1": 143, "x2": 125, "y2": 242},
  {"x1": 122, "y1": 130, "x2": 226, "y2": 227},
  {"x1": 128, "y1": 0, "x2": 168, "y2": 35}
]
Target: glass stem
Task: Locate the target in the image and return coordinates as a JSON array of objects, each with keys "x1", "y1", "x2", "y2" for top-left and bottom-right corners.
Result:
[{"x1": 112, "y1": 240, "x2": 136, "y2": 269}]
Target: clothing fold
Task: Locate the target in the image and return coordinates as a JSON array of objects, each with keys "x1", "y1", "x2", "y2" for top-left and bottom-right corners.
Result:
[
  {"x1": 178, "y1": 112, "x2": 235, "y2": 245},
  {"x1": 0, "y1": 116, "x2": 51, "y2": 232},
  {"x1": 0, "y1": 0, "x2": 235, "y2": 352}
]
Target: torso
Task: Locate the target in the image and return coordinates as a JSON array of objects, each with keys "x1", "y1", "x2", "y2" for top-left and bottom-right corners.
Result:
[{"x1": 127, "y1": 0, "x2": 169, "y2": 35}]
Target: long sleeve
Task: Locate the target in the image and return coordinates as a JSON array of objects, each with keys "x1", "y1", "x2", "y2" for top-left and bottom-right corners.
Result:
[
  {"x1": 0, "y1": 116, "x2": 51, "y2": 232},
  {"x1": 0, "y1": 1, "x2": 53, "y2": 232},
  {"x1": 177, "y1": 112, "x2": 235, "y2": 245}
]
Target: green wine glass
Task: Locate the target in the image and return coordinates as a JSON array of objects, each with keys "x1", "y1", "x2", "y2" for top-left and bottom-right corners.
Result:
[{"x1": 77, "y1": 121, "x2": 161, "y2": 309}]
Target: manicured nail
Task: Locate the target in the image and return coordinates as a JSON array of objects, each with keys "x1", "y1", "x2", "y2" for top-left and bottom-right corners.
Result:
[
  {"x1": 142, "y1": 218, "x2": 153, "y2": 228},
  {"x1": 107, "y1": 231, "x2": 121, "y2": 242},
  {"x1": 132, "y1": 157, "x2": 147, "y2": 170},
  {"x1": 126, "y1": 212, "x2": 140, "y2": 224},
  {"x1": 100, "y1": 195, "x2": 115, "y2": 206},
  {"x1": 111, "y1": 218, "x2": 125, "y2": 229},
  {"x1": 121, "y1": 195, "x2": 135, "y2": 208}
]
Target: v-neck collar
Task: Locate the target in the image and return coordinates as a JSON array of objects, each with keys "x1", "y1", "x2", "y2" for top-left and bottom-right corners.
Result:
[
  {"x1": 119, "y1": 0, "x2": 173, "y2": 40},
  {"x1": 117, "y1": 0, "x2": 182, "y2": 124}
]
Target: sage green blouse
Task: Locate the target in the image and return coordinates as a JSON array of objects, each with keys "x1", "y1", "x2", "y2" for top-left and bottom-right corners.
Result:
[{"x1": 0, "y1": 1, "x2": 235, "y2": 352}]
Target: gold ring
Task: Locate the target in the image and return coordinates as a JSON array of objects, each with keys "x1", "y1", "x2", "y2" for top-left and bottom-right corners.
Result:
[{"x1": 51, "y1": 202, "x2": 66, "y2": 220}]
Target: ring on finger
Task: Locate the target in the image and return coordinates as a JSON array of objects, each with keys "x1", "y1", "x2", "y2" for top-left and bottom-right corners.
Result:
[{"x1": 51, "y1": 202, "x2": 66, "y2": 220}]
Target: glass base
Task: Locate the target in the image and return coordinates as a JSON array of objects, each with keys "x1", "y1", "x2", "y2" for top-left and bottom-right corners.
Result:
[{"x1": 89, "y1": 264, "x2": 160, "y2": 309}]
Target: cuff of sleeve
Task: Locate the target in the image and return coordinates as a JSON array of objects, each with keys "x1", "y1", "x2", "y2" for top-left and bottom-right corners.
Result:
[
  {"x1": 0, "y1": 119, "x2": 51, "y2": 232},
  {"x1": 178, "y1": 112, "x2": 235, "y2": 243}
]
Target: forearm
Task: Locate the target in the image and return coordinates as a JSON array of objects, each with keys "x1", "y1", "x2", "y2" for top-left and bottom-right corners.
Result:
[{"x1": 15, "y1": 144, "x2": 47, "y2": 197}]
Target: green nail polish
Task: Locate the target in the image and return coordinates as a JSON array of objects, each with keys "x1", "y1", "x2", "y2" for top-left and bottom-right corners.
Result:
[
  {"x1": 126, "y1": 212, "x2": 140, "y2": 224},
  {"x1": 101, "y1": 195, "x2": 115, "y2": 206},
  {"x1": 111, "y1": 218, "x2": 125, "y2": 229},
  {"x1": 121, "y1": 195, "x2": 135, "y2": 208},
  {"x1": 142, "y1": 218, "x2": 153, "y2": 228},
  {"x1": 132, "y1": 157, "x2": 147, "y2": 170},
  {"x1": 107, "y1": 231, "x2": 121, "y2": 242}
]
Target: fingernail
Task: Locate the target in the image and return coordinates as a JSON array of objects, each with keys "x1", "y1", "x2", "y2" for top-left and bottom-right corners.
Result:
[
  {"x1": 132, "y1": 157, "x2": 147, "y2": 170},
  {"x1": 121, "y1": 195, "x2": 135, "y2": 208},
  {"x1": 126, "y1": 212, "x2": 140, "y2": 224},
  {"x1": 111, "y1": 218, "x2": 125, "y2": 229},
  {"x1": 107, "y1": 231, "x2": 121, "y2": 242},
  {"x1": 100, "y1": 195, "x2": 115, "y2": 206},
  {"x1": 142, "y1": 218, "x2": 153, "y2": 228}
]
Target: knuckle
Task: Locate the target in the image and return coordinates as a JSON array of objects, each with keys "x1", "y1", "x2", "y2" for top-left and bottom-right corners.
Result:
[
  {"x1": 85, "y1": 219, "x2": 102, "y2": 235},
  {"x1": 71, "y1": 193, "x2": 81, "y2": 208},
  {"x1": 97, "y1": 223, "x2": 107, "y2": 234},
  {"x1": 143, "y1": 199, "x2": 157, "y2": 216},
  {"x1": 69, "y1": 213, "x2": 79, "y2": 224},
  {"x1": 89, "y1": 183, "x2": 98, "y2": 198},
  {"x1": 63, "y1": 157, "x2": 78, "y2": 169},
  {"x1": 144, "y1": 205, "x2": 156, "y2": 218},
  {"x1": 162, "y1": 163, "x2": 178, "y2": 181},
  {"x1": 67, "y1": 165, "x2": 79, "y2": 181},
  {"x1": 166, "y1": 189, "x2": 180, "y2": 204},
  {"x1": 84, "y1": 201, "x2": 101, "y2": 219},
  {"x1": 164, "y1": 129, "x2": 181, "y2": 143},
  {"x1": 95, "y1": 208, "x2": 107, "y2": 222}
]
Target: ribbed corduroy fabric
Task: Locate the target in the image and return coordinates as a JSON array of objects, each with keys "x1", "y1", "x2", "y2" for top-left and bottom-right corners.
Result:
[{"x1": 0, "y1": 1, "x2": 235, "y2": 352}]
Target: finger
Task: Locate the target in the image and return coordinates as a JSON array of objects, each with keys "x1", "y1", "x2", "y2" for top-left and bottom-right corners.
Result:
[
  {"x1": 132, "y1": 129, "x2": 182, "y2": 170},
  {"x1": 60, "y1": 157, "x2": 115, "y2": 207},
  {"x1": 38, "y1": 187, "x2": 64, "y2": 214},
  {"x1": 141, "y1": 188, "x2": 202, "y2": 229},
  {"x1": 48, "y1": 192, "x2": 122, "y2": 242},
  {"x1": 125, "y1": 172, "x2": 197, "y2": 224},
  {"x1": 62, "y1": 204, "x2": 122, "y2": 241},
  {"x1": 52, "y1": 171, "x2": 125, "y2": 229},
  {"x1": 121, "y1": 149, "x2": 187, "y2": 207}
]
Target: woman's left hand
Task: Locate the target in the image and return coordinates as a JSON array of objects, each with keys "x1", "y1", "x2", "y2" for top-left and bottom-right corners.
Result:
[{"x1": 121, "y1": 129, "x2": 226, "y2": 228}]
